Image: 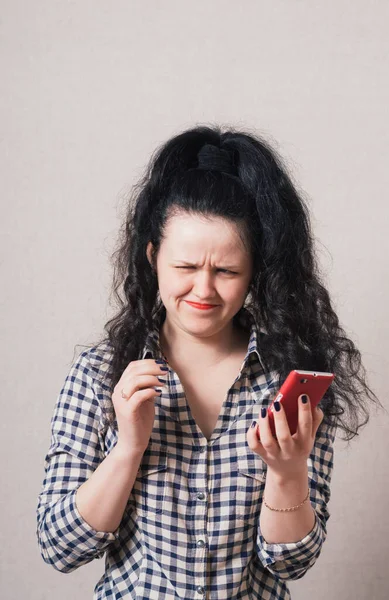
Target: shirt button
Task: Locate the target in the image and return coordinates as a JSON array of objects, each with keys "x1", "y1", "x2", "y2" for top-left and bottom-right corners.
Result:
[
  {"x1": 196, "y1": 586, "x2": 205, "y2": 595},
  {"x1": 197, "y1": 492, "x2": 205, "y2": 500},
  {"x1": 196, "y1": 539, "x2": 206, "y2": 548}
]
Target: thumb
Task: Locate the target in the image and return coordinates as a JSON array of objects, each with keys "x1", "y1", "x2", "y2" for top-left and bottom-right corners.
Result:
[{"x1": 247, "y1": 420, "x2": 265, "y2": 456}]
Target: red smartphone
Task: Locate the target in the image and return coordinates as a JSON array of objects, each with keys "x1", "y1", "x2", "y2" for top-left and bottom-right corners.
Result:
[{"x1": 265, "y1": 370, "x2": 335, "y2": 437}]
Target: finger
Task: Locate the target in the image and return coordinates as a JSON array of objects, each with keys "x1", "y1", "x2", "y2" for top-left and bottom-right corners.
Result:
[
  {"x1": 271, "y1": 399, "x2": 294, "y2": 452},
  {"x1": 117, "y1": 374, "x2": 164, "y2": 400},
  {"x1": 127, "y1": 387, "x2": 162, "y2": 411},
  {"x1": 246, "y1": 420, "x2": 267, "y2": 457},
  {"x1": 256, "y1": 406, "x2": 280, "y2": 452},
  {"x1": 122, "y1": 358, "x2": 169, "y2": 379},
  {"x1": 312, "y1": 405, "x2": 324, "y2": 435},
  {"x1": 296, "y1": 394, "x2": 313, "y2": 440}
]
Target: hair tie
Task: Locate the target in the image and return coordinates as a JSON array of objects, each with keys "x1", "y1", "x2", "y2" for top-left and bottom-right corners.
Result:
[{"x1": 196, "y1": 144, "x2": 238, "y2": 176}]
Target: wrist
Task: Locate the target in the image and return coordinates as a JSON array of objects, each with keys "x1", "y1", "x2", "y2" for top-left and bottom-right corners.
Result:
[
  {"x1": 266, "y1": 462, "x2": 308, "y2": 487},
  {"x1": 113, "y1": 441, "x2": 145, "y2": 463}
]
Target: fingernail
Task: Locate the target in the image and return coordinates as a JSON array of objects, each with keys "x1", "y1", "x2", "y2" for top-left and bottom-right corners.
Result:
[
  {"x1": 155, "y1": 388, "x2": 163, "y2": 394},
  {"x1": 155, "y1": 359, "x2": 166, "y2": 364},
  {"x1": 159, "y1": 366, "x2": 169, "y2": 371},
  {"x1": 274, "y1": 401, "x2": 281, "y2": 412},
  {"x1": 251, "y1": 420, "x2": 257, "y2": 428},
  {"x1": 261, "y1": 407, "x2": 267, "y2": 418},
  {"x1": 157, "y1": 377, "x2": 166, "y2": 383},
  {"x1": 302, "y1": 394, "x2": 308, "y2": 404}
]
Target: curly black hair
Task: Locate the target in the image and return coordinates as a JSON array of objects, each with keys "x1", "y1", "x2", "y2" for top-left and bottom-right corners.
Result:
[{"x1": 81, "y1": 123, "x2": 383, "y2": 442}]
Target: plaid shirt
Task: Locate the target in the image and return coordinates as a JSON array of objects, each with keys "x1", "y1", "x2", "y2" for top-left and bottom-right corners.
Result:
[{"x1": 36, "y1": 308, "x2": 336, "y2": 599}]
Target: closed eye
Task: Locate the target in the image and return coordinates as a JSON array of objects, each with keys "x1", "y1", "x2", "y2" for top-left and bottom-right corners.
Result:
[{"x1": 175, "y1": 266, "x2": 237, "y2": 275}]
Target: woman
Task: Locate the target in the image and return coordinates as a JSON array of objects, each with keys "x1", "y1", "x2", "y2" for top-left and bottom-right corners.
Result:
[{"x1": 36, "y1": 125, "x2": 380, "y2": 599}]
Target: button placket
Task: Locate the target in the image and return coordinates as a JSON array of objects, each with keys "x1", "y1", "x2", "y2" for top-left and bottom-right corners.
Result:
[{"x1": 193, "y1": 442, "x2": 209, "y2": 598}]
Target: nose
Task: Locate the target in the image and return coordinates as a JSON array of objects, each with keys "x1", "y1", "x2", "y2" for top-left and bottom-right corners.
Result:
[{"x1": 192, "y1": 270, "x2": 217, "y2": 300}]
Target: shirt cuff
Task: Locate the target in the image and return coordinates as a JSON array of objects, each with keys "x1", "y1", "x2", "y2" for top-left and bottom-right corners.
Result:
[
  {"x1": 256, "y1": 509, "x2": 325, "y2": 573},
  {"x1": 47, "y1": 487, "x2": 120, "y2": 556}
]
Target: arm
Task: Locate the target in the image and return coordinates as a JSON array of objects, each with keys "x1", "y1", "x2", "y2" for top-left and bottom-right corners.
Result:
[
  {"x1": 75, "y1": 443, "x2": 143, "y2": 535},
  {"x1": 256, "y1": 418, "x2": 336, "y2": 580},
  {"x1": 260, "y1": 463, "x2": 315, "y2": 544},
  {"x1": 36, "y1": 350, "x2": 143, "y2": 573}
]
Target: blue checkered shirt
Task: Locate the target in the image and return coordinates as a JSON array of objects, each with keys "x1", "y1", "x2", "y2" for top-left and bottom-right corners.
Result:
[{"x1": 36, "y1": 309, "x2": 336, "y2": 599}]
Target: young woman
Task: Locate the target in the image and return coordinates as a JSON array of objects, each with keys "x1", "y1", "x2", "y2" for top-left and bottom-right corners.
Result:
[{"x1": 36, "y1": 125, "x2": 380, "y2": 599}]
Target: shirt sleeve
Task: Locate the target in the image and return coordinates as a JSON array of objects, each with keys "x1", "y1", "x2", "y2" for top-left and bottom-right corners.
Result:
[
  {"x1": 36, "y1": 349, "x2": 120, "y2": 573},
  {"x1": 255, "y1": 417, "x2": 336, "y2": 580}
]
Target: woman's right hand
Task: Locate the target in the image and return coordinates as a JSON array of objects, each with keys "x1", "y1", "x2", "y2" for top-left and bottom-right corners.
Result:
[{"x1": 112, "y1": 359, "x2": 169, "y2": 457}]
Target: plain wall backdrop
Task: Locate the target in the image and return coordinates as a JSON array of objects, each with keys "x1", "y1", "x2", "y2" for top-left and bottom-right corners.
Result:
[{"x1": 1, "y1": 1, "x2": 388, "y2": 598}]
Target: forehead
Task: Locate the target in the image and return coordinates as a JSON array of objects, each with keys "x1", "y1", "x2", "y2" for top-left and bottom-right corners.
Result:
[{"x1": 162, "y1": 213, "x2": 248, "y2": 254}]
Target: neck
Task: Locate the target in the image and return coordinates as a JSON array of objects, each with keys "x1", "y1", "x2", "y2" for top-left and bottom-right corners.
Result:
[{"x1": 159, "y1": 315, "x2": 248, "y2": 370}]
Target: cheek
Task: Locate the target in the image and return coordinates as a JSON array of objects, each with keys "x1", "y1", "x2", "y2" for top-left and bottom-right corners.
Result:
[
  {"x1": 225, "y1": 280, "x2": 249, "y2": 298},
  {"x1": 158, "y1": 276, "x2": 188, "y2": 298},
  {"x1": 158, "y1": 273, "x2": 248, "y2": 301}
]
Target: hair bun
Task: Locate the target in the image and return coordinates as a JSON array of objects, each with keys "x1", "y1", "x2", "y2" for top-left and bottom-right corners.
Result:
[{"x1": 197, "y1": 144, "x2": 238, "y2": 176}]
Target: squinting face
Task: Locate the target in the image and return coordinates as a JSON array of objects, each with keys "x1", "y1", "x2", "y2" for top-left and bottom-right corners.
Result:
[{"x1": 147, "y1": 212, "x2": 253, "y2": 337}]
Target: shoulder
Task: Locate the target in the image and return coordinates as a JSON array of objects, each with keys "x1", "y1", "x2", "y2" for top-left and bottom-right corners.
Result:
[
  {"x1": 76, "y1": 339, "x2": 115, "y2": 386},
  {"x1": 72, "y1": 340, "x2": 116, "y2": 425}
]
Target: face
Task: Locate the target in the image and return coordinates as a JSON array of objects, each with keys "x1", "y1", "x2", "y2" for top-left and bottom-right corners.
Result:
[{"x1": 146, "y1": 212, "x2": 253, "y2": 338}]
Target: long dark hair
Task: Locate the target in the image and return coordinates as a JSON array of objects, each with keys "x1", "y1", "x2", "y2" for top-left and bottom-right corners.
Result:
[{"x1": 82, "y1": 124, "x2": 382, "y2": 442}]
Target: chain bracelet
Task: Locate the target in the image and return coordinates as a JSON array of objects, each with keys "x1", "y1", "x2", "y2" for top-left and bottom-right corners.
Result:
[{"x1": 263, "y1": 488, "x2": 310, "y2": 512}]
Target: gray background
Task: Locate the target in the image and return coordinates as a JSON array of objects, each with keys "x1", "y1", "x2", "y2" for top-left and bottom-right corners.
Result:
[{"x1": 1, "y1": 1, "x2": 388, "y2": 598}]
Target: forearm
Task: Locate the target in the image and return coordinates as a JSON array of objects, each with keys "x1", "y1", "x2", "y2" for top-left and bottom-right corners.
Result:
[
  {"x1": 260, "y1": 463, "x2": 315, "y2": 544},
  {"x1": 75, "y1": 443, "x2": 144, "y2": 533}
]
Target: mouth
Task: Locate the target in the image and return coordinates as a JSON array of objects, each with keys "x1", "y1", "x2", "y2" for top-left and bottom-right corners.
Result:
[{"x1": 184, "y1": 301, "x2": 219, "y2": 310}]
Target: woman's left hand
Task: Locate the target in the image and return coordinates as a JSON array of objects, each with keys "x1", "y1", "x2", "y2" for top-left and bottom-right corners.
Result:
[{"x1": 246, "y1": 395, "x2": 324, "y2": 480}]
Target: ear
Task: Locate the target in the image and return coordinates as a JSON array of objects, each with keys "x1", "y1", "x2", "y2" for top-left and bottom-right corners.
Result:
[{"x1": 146, "y1": 241, "x2": 153, "y2": 267}]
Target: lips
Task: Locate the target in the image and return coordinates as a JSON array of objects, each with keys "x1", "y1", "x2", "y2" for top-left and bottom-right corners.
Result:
[{"x1": 185, "y1": 301, "x2": 219, "y2": 310}]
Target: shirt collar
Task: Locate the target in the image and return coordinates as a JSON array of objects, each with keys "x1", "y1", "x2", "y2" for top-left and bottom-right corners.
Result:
[{"x1": 141, "y1": 305, "x2": 267, "y2": 373}]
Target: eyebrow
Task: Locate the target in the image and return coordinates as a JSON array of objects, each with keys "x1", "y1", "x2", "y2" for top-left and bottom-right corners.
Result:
[{"x1": 172, "y1": 260, "x2": 240, "y2": 270}]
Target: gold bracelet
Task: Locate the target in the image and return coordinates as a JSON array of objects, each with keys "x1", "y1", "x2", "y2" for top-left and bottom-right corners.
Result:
[{"x1": 263, "y1": 488, "x2": 310, "y2": 512}]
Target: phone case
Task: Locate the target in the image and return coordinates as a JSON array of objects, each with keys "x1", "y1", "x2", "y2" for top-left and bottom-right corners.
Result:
[{"x1": 266, "y1": 370, "x2": 334, "y2": 437}]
